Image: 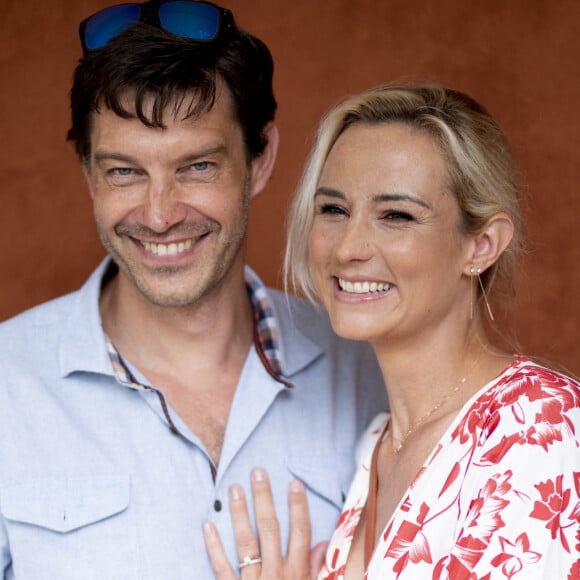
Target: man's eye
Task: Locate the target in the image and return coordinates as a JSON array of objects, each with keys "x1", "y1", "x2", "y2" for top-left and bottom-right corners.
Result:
[
  {"x1": 110, "y1": 167, "x2": 134, "y2": 176},
  {"x1": 191, "y1": 161, "x2": 211, "y2": 171}
]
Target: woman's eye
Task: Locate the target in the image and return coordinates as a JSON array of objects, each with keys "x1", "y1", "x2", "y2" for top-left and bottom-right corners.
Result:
[
  {"x1": 383, "y1": 210, "x2": 413, "y2": 221},
  {"x1": 318, "y1": 203, "x2": 347, "y2": 216}
]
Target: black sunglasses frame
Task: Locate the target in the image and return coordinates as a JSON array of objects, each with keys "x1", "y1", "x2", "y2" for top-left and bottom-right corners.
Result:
[{"x1": 79, "y1": 0, "x2": 236, "y2": 55}]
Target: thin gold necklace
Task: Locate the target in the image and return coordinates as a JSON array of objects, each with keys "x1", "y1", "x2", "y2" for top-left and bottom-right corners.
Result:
[{"x1": 391, "y1": 376, "x2": 466, "y2": 453}]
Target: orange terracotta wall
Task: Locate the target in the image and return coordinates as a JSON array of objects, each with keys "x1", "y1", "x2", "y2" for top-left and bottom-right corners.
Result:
[{"x1": 1, "y1": 0, "x2": 578, "y2": 375}]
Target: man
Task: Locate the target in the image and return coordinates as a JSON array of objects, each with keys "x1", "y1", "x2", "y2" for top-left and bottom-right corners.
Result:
[{"x1": 0, "y1": 2, "x2": 385, "y2": 578}]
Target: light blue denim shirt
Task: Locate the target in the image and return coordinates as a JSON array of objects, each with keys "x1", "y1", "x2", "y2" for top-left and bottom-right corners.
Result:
[{"x1": 0, "y1": 259, "x2": 386, "y2": 579}]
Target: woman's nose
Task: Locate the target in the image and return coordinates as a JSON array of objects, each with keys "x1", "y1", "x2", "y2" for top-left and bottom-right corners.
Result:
[{"x1": 334, "y1": 220, "x2": 374, "y2": 263}]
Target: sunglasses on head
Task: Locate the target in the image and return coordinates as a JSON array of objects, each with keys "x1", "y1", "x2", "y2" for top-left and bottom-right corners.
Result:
[{"x1": 79, "y1": 0, "x2": 235, "y2": 54}]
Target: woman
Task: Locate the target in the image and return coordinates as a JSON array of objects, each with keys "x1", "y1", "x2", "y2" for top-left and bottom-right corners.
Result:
[{"x1": 204, "y1": 85, "x2": 580, "y2": 578}]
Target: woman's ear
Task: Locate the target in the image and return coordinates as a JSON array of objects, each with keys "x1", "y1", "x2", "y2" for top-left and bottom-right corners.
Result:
[
  {"x1": 249, "y1": 122, "x2": 279, "y2": 199},
  {"x1": 464, "y1": 212, "x2": 514, "y2": 274}
]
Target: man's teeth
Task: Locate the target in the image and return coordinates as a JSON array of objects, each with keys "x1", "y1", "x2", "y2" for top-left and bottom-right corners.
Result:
[
  {"x1": 338, "y1": 278, "x2": 392, "y2": 294},
  {"x1": 141, "y1": 239, "x2": 193, "y2": 256}
]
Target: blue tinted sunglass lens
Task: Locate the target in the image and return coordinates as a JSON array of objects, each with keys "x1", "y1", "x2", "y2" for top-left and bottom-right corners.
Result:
[
  {"x1": 84, "y1": 4, "x2": 141, "y2": 50},
  {"x1": 159, "y1": 2, "x2": 220, "y2": 40}
]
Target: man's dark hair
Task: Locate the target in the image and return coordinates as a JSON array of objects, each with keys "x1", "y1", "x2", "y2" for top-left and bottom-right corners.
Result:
[{"x1": 67, "y1": 22, "x2": 276, "y2": 163}]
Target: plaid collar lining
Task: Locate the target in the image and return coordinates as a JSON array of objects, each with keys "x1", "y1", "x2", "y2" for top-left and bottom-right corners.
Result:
[
  {"x1": 106, "y1": 269, "x2": 290, "y2": 390},
  {"x1": 245, "y1": 268, "x2": 292, "y2": 388}
]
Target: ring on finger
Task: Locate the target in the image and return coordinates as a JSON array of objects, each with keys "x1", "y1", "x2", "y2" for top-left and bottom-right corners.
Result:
[{"x1": 239, "y1": 555, "x2": 262, "y2": 569}]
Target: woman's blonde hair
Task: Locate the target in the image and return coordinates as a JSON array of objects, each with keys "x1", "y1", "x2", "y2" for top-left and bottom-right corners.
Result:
[{"x1": 284, "y1": 84, "x2": 522, "y2": 305}]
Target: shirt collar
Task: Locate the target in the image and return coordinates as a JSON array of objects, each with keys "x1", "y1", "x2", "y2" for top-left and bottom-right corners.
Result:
[
  {"x1": 105, "y1": 265, "x2": 292, "y2": 389},
  {"x1": 59, "y1": 259, "x2": 114, "y2": 378},
  {"x1": 60, "y1": 258, "x2": 293, "y2": 387},
  {"x1": 245, "y1": 265, "x2": 292, "y2": 388}
]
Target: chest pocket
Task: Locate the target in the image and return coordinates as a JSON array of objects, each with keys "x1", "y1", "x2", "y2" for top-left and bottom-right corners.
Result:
[
  {"x1": 286, "y1": 453, "x2": 354, "y2": 543},
  {"x1": 287, "y1": 453, "x2": 354, "y2": 509},
  {"x1": 1, "y1": 476, "x2": 129, "y2": 532},
  {"x1": 0, "y1": 476, "x2": 137, "y2": 580}
]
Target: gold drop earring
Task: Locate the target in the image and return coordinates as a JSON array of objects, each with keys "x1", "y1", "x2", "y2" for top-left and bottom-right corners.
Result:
[{"x1": 470, "y1": 267, "x2": 495, "y2": 321}]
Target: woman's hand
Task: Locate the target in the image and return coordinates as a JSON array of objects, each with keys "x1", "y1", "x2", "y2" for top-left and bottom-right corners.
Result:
[{"x1": 203, "y1": 467, "x2": 315, "y2": 579}]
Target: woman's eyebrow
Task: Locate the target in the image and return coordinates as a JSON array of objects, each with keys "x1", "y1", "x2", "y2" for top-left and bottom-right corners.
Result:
[
  {"x1": 374, "y1": 193, "x2": 430, "y2": 209},
  {"x1": 315, "y1": 187, "x2": 430, "y2": 209},
  {"x1": 314, "y1": 187, "x2": 345, "y2": 199}
]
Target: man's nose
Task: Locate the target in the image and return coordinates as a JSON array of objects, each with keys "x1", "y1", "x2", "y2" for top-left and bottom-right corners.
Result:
[{"x1": 140, "y1": 180, "x2": 188, "y2": 233}]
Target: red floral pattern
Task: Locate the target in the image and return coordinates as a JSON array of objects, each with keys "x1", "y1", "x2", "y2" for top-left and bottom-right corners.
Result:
[
  {"x1": 530, "y1": 475, "x2": 572, "y2": 551},
  {"x1": 317, "y1": 357, "x2": 580, "y2": 579},
  {"x1": 490, "y1": 533, "x2": 541, "y2": 578}
]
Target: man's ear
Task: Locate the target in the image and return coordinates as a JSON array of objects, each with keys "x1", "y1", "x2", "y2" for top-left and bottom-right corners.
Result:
[
  {"x1": 464, "y1": 212, "x2": 514, "y2": 274},
  {"x1": 249, "y1": 123, "x2": 279, "y2": 198}
]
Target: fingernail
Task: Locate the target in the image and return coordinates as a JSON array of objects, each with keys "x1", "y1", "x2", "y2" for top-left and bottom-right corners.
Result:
[
  {"x1": 229, "y1": 484, "x2": 243, "y2": 500},
  {"x1": 203, "y1": 521, "x2": 215, "y2": 538},
  {"x1": 289, "y1": 479, "x2": 304, "y2": 493},
  {"x1": 251, "y1": 467, "x2": 267, "y2": 482}
]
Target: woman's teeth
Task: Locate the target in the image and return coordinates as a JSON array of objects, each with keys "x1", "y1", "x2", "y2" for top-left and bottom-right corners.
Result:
[{"x1": 338, "y1": 278, "x2": 392, "y2": 294}]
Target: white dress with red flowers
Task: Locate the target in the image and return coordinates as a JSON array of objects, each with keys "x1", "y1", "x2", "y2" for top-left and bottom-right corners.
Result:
[{"x1": 318, "y1": 357, "x2": 580, "y2": 579}]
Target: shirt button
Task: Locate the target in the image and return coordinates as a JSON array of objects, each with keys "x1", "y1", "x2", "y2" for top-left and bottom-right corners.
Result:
[{"x1": 214, "y1": 500, "x2": 223, "y2": 512}]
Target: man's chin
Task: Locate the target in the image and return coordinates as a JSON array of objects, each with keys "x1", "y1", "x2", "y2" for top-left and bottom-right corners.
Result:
[{"x1": 137, "y1": 289, "x2": 202, "y2": 309}]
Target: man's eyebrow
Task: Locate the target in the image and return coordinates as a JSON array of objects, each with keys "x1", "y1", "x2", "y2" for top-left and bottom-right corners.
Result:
[
  {"x1": 176, "y1": 144, "x2": 228, "y2": 164},
  {"x1": 315, "y1": 187, "x2": 431, "y2": 209},
  {"x1": 93, "y1": 151, "x2": 138, "y2": 165},
  {"x1": 92, "y1": 144, "x2": 228, "y2": 166}
]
